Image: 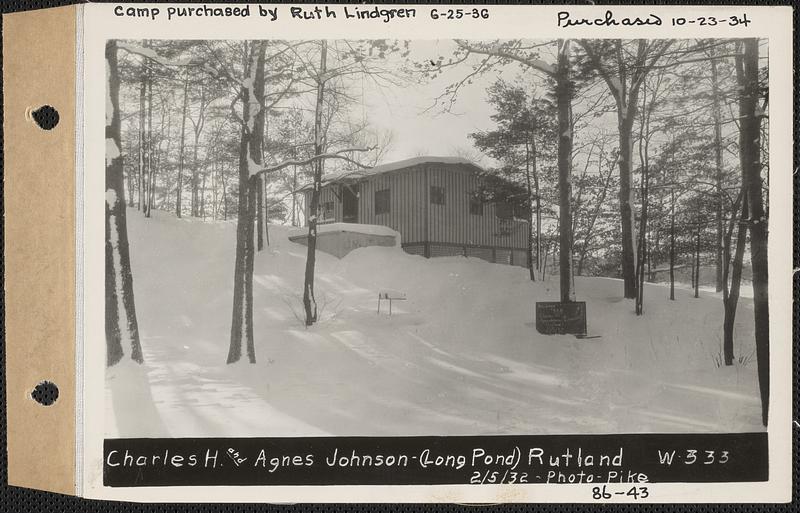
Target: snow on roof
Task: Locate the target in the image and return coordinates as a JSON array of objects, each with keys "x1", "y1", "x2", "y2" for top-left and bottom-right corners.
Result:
[
  {"x1": 297, "y1": 156, "x2": 484, "y2": 192},
  {"x1": 330, "y1": 155, "x2": 483, "y2": 182}
]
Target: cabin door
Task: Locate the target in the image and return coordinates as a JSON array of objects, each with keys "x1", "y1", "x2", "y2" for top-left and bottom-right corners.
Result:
[{"x1": 342, "y1": 184, "x2": 359, "y2": 223}]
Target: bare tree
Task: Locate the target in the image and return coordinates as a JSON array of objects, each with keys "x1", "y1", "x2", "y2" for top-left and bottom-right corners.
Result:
[
  {"x1": 722, "y1": 189, "x2": 747, "y2": 365},
  {"x1": 189, "y1": 84, "x2": 213, "y2": 217},
  {"x1": 451, "y1": 39, "x2": 576, "y2": 302},
  {"x1": 227, "y1": 41, "x2": 268, "y2": 364},
  {"x1": 106, "y1": 40, "x2": 143, "y2": 366},
  {"x1": 634, "y1": 68, "x2": 667, "y2": 315},
  {"x1": 737, "y1": 38, "x2": 769, "y2": 426},
  {"x1": 176, "y1": 68, "x2": 189, "y2": 218},
  {"x1": 144, "y1": 64, "x2": 154, "y2": 218},
  {"x1": 301, "y1": 40, "x2": 328, "y2": 325},
  {"x1": 137, "y1": 64, "x2": 146, "y2": 211},
  {"x1": 708, "y1": 45, "x2": 726, "y2": 293},
  {"x1": 574, "y1": 141, "x2": 617, "y2": 276},
  {"x1": 578, "y1": 39, "x2": 673, "y2": 299},
  {"x1": 555, "y1": 40, "x2": 576, "y2": 302}
]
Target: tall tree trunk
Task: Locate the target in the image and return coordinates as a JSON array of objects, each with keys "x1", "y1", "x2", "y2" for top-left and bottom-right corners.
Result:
[
  {"x1": 160, "y1": 103, "x2": 173, "y2": 211},
  {"x1": 541, "y1": 243, "x2": 549, "y2": 281},
  {"x1": 669, "y1": 188, "x2": 676, "y2": 300},
  {"x1": 220, "y1": 164, "x2": 228, "y2": 221},
  {"x1": 618, "y1": 112, "x2": 637, "y2": 299},
  {"x1": 191, "y1": 133, "x2": 200, "y2": 216},
  {"x1": 105, "y1": 41, "x2": 143, "y2": 366},
  {"x1": 243, "y1": 177, "x2": 257, "y2": 359},
  {"x1": 211, "y1": 162, "x2": 218, "y2": 220},
  {"x1": 228, "y1": 41, "x2": 267, "y2": 364},
  {"x1": 649, "y1": 215, "x2": 659, "y2": 283},
  {"x1": 635, "y1": 159, "x2": 649, "y2": 315},
  {"x1": 635, "y1": 81, "x2": 652, "y2": 315},
  {"x1": 555, "y1": 40, "x2": 574, "y2": 303},
  {"x1": 723, "y1": 191, "x2": 748, "y2": 366},
  {"x1": 228, "y1": 128, "x2": 249, "y2": 364},
  {"x1": 635, "y1": 185, "x2": 648, "y2": 315},
  {"x1": 690, "y1": 241, "x2": 696, "y2": 290},
  {"x1": 191, "y1": 86, "x2": 206, "y2": 217},
  {"x1": 200, "y1": 173, "x2": 207, "y2": 218},
  {"x1": 291, "y1": 165, "x2": 298, "y2": 227},
  {"x1": 125, "y1": 140, "x2": 135, "y2": 207},
  {"x1": 524, "y1": 140, "x2": 536, "y2": 281},
  {"x1": 147, "y1": 75, "x2": 158, "y2": 218},
  {"x1": 738, "y1": 38, "x2": 769, "y2": 425},
  {"x1": 144, "y1": 69, "x2": 153, "y2": 218},
  {"x1": 256, "y1": 174, "x2": 265, "y2": 251},
  {"x1": 710, "y1": 51, "x2": 725, "y2": 293},
  {"x1": 137, "y1": 72, "x2": 146, "y2": 211},
  {"x1": 693, "y1": 230, "x2": 700, "y2": 298},
  {"x1": 533, "y1": 153, "x2": 542, "y2": 275},
  {"x1": 303, "y1": 40, "x2": 328, "y2": 326},
  {"x1": 263, "y1": 178, "x2": 270, "y2": 247},
  {"x1": 176, "y1": 71, "x2": 189, "y2": 218}
]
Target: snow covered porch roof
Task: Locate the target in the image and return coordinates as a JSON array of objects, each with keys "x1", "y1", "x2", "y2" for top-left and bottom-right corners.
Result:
[{"x1": 287, "y1": 223, "x2": 400, "y2": 258}]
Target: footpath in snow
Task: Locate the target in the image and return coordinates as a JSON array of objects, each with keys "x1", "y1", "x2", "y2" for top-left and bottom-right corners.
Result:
[{"x1": 106, "y1": 210, "x2": 763, "y2": 437}]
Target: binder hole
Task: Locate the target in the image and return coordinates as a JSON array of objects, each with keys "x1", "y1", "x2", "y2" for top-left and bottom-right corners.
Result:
[
  {"x1": 31, "y1": 381, "x2": 59, "y2": 406},
  {"x1": 31, "y1": 105, "x2": 59, "y2": 130}
]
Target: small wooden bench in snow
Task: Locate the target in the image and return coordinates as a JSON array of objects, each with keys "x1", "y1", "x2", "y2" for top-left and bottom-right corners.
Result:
[{"x1": 377, "y1": 290, "x2": 406, "y2": 315}]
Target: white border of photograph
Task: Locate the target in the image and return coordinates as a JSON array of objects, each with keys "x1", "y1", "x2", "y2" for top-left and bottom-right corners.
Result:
[{"x1": 79, "y1": 3, "x2": 793, "y2": 503}]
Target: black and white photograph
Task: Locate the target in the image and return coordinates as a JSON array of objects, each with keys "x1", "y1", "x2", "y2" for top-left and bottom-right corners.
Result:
[{"x1": 104, "y1": 35, "x2": 773, "y2": 443}]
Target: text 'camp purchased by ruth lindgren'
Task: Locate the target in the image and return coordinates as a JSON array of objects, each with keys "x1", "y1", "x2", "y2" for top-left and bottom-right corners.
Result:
[{"x1": 112, "y1": 4, "x2": 491, "y2": 23}]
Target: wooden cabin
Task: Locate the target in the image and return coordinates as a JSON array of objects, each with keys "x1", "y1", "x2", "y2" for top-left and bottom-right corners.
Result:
[{"x1": 302, "y1": 156, "x2": 530, "y2": 267}]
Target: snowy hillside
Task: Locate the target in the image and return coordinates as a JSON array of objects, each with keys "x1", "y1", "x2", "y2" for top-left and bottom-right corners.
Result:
[{"x1": 106, "y1": 210, "x2": 762, "y2": 437}]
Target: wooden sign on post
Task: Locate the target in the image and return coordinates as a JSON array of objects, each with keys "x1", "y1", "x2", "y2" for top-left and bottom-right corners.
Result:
[{"x1": 535, "y1": 301, "x2": 587, "y2": 335}]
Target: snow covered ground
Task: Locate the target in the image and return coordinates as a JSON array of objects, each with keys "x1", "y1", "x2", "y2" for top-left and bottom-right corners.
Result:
[{"x1": 106, "y1": 209, "x2": 763, "y2": 437}]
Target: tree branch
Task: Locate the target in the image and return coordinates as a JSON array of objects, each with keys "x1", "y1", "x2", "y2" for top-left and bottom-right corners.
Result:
[
  {"x1": 453, "y1": 40, "x2": 556, "y2": 77},
  {"x1": 257, "y1": 147, "x2": 376, "y2": 177},
  {"x1": 578, "y1": 41, "x2": 621, "y2": 101}
]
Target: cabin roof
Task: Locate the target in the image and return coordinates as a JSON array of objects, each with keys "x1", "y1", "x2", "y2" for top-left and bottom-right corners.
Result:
[
  {"x1": 331, "y1": 155, "x2": 484, "y2": 180},
  {"x1": 299, "y1": 156, "x2": 485, "y2": 192}
]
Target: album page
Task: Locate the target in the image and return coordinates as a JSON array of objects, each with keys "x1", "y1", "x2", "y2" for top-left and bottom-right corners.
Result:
[{"x1": 71, "y1": 2, "x2": 794, "y2": 503}]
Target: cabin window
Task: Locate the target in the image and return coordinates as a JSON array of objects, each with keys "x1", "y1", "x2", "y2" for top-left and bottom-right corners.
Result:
[
  {"x1": 430, "y1": 186, "x2": 445, "y2": 205},
  {"x1": 469, "y1": 195, "x2": 483, "y2": 216},
  {"x1": 375, "y1": 188, "x2": 390, "y2": 215},
  {"x1": 322, "y1": 201, "x2": 334, "y2": 220},
  {"x1": 495, "y1": 202, "x2": 513, "y2": 220}
]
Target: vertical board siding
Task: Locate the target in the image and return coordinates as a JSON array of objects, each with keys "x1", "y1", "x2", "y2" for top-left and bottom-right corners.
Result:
[
  {"x1": 309, "y1": 163, "x2": 529, "y2": 258},
  {"x1": 358, "y1": 166, "x2": 424, "y2": 245},
  {"x1": 325, "y1": 186, "x2": 340, "y2": 223},
  {"x1": 426, "y1": 164, "x2": 527, "y2": 250},
  {"x1": 304, "y1": 187, "x2": 341, "y2": 224}
]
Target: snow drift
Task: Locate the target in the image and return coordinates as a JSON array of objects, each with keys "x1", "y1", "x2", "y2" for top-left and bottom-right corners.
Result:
[{"x1": 106, "y1": 209, "x2": 762, "y2": 437}]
